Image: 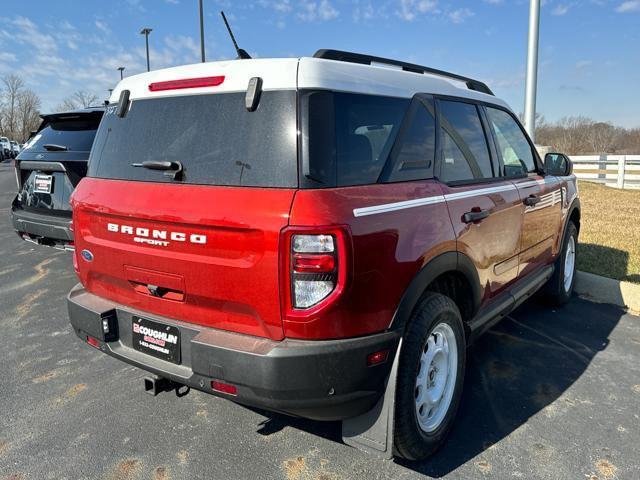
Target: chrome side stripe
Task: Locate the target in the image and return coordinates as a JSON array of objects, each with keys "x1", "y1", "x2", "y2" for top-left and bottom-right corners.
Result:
[
  {"x1": 516, "y1": 177, "x2": 559, "y2": 189},
  {"x1": 353, "y1": 195, "x2": 446, "y2": 217},
  {"x1": 353, "y1": 183, "x2": 517, "y2": 217},
  {"x1": 444, "y1": 183, "x2": 516, "y2": 201}
]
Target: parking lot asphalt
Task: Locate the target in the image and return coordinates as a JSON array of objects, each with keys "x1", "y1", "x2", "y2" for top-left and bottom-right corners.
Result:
[{"x1": 1, "y1": 161, "x2": 639, "y2": 480}]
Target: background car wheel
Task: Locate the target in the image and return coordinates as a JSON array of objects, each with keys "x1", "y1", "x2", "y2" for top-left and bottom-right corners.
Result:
[
  {"x1": 394, "y1": 292, "x2": 466, "y2": 461},
  {"x1": 545, "y1": 221, "x2": 578, "y2": 305}
]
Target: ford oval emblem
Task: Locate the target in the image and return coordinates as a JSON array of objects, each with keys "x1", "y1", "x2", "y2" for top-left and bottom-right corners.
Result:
[{"x1": 81, "y1": 249, "x2": 94, "y2": 262}]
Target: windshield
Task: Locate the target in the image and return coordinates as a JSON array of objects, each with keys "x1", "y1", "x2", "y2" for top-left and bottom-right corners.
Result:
[
  {"x1": 24, "y1": 114, "x2": 102, "y2": 153},
  {"x1": 88, "y1": 91, "x2": 298, "y2": 188}
]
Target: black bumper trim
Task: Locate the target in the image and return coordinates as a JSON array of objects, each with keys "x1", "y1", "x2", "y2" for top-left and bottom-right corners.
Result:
[
  {"x1": 11, "y1": 202, "x2": 73, "y2": 243},
  {"x1": 67, "y1": 284, "x2": 400, "y2": 421}
]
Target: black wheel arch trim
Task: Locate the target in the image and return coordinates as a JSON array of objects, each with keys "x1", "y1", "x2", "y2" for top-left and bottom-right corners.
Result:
[
  {"x1": 389, "y1": 251, "x2": 481, "y2": 333},
  {"x1": 561, "y1": 197, "x2": 581, "y2": 247}
]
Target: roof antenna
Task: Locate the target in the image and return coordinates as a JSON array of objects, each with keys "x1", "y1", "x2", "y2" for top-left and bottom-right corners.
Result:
[{"x1": 220, "y1": 11, "x2": 251, "y2": 60}]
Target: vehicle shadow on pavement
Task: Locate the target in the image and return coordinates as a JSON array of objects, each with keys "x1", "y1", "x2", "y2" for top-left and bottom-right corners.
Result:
[
  {"x1": 402, "y1": 295, "x2": 625, "y2": 477},
  {"x1": 254, "y1": 295, "x2": 625, "y2": 477}
]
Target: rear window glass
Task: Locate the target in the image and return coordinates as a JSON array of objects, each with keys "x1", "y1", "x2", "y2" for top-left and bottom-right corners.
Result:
[
  {"x1": 301, "y1": 91, "x2": 409, "y2": 187},
  {"x1": 24, "y1": 115, "x2": 101, "y2": 153},
  {"x1": 89, "y1": 91, "x2": 298, "y2": 188}
]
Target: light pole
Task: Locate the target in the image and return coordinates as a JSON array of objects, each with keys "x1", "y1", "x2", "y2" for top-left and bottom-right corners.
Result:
[
  {"x1": 117, "y1": 66, "x2": 125, "y2": 80},
  {"x1": 199, "y1": 0, "x2": 206, "y2": 62},
  {"x1": 524, "y1": 0, "x2": 541, "y2": 143},
  {"x1": 140, "y1": 28, "x2": 153, "y2": 72}
]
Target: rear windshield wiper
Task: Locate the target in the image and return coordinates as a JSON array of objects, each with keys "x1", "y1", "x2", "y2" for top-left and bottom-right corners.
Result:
[
  {"x1": 132, "y1": 160, "x2": 183, "y2": 180},
  {"x1": 43, "y1": 144, "x2": 69, "y2": 151}
]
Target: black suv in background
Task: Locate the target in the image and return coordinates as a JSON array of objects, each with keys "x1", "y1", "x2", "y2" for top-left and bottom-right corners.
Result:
[{"x1": 11, "y1": 107, "x2": 104, "y2": 249}]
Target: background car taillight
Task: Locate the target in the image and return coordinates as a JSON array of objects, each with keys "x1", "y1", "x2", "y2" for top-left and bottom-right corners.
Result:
[{"x1": 281, "y1": 227, "x2": 351, "y2": 319}]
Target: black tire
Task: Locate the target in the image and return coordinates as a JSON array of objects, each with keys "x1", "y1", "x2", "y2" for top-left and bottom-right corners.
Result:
[
  {"x1": 394, "y1": 292, "x2": 466, "y2": 461},
  {"x1": 545, "y1": 221, "x2": 578, "y2": 306}
]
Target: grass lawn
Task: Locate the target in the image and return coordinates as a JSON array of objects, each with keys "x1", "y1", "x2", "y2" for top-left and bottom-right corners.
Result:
[{"x1": 576, "y1": 180, "x2": 640, "y2": 284}]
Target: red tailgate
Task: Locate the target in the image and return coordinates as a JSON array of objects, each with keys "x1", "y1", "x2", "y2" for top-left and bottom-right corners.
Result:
[{"x1": 72, "y1": 178, "x2": 295, "y2": 340}]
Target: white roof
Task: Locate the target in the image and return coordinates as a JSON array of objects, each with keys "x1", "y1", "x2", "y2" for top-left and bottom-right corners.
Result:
[{"x1": 110, "y1": 56, "x2": 510, "y2": 111}]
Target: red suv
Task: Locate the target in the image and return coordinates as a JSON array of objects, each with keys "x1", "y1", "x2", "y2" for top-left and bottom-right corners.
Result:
[{"x1": 68, "y1": 50, "x2": 580, "y2": 460}]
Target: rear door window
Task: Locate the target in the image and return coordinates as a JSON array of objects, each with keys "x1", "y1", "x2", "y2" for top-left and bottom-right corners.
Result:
[
  {"x1": 89, "y1": 91, "x2": 298, "y2": 188},
  {"x1": 437, "y1": 100, "x2": 493, "y2": 183},
  {"x1": 301, "y1": 91, "x2": 409, "y2": 187},
  {"x1": 485, "y1": 106, "x2": 536, "y2": 177}
]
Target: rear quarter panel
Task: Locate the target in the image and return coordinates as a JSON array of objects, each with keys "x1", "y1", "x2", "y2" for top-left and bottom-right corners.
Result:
[{"x1": 288, "y1": 180, "x2": 456, "y2": 339}]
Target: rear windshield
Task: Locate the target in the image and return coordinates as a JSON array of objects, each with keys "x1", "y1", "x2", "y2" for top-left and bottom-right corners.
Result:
[
  {"x1": 89, "y1": 91, "x2": 298, "y2": 188},
  {"x1": 300, "y1": 91, "x2": 410, "y2": 187},
  {"x1": 24, "y1": 115, "x2": 102, "y2": 153}
]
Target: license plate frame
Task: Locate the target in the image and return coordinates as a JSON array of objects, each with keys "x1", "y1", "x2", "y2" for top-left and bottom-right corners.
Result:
[
  {"x1": 33, "y1": 174, "x2": 53, "y2": 193},
  {"x1": 132, "y1": 316, "x2": 181, "y2": 364}
]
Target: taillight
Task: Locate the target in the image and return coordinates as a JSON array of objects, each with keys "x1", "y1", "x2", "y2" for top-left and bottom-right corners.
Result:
[{"x1": 281, "y1": 227, "x2": 351, "y2": 318}]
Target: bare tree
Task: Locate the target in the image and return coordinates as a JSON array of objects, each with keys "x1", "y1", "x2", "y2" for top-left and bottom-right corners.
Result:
[
  {"x1": 56, "y1": 90, "x2": 99, "y2": 112},
  {"x1": 536, "y1": 116, "x2": 640, "y2": 155},
  {"x1": 16, "y1": 90, "x2": 42, "y2": 142},
  {"x1": 585, "y1": 122, "x2": 618, "y2": 154},
  {"x1": 1, "y1": 74, "x2": 26, "y2": 138}
]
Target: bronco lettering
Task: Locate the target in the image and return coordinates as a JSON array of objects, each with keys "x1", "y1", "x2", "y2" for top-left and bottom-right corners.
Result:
[{"x1": 107, "y1": 222, "x2": 207, "y2": 245}]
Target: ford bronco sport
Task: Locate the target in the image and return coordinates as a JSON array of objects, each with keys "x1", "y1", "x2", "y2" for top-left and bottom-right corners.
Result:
[{"x1": 67, "y1": 50, "x2": 580, "y2": 460}]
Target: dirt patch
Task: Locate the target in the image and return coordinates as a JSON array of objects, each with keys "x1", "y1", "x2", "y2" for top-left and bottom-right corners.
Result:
[
  {"x1": 4, "y1": 257, "x2": 55, "y2": 294},
  {"x1": 176, "y1": 450, "x2": 188, "y2": 465},
  {"x1": 14, "y1": 288, "x2": 47, "y2": 321},
  {"x1": 0, "y1": 441, "x2": 9, "y2": 456},
  {"x1": 631, "y1": 384, "x2": 640, "y2": 394},
  {"x1": 284, "y1": 457, "x2": 307, "y2": 480},
  {"x1": 2, "y1": 474, "x2": 25, "y2": 480},
  {"x1": 32, "y1": 369, "x2": 62, "y2": 383},
  {"x1": 110, "y1": 459, "x2": 142, "y2": 480},
  {"x1": 475, "y1": 460, "x2": 492, "y2": 474},
  {"x1": 55, "y1": 383, "x2": 87, "y2": 404},
  {"x1": 153, "y1": 466, "x2": 169, "y2": 480},
  {"x1": 595, "y1": 459, "x2": 618, "y2": 479}
]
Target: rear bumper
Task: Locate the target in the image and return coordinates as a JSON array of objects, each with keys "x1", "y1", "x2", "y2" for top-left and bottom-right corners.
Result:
[
  {"x1": 11, "y1": 199, "x2": 73, "y2": 245},
  {"x1": 67, "y1": 284, "x2": 399, "y2": 421}
]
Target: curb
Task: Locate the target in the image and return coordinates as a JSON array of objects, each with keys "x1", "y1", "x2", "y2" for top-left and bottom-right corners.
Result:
[{"x1": 575, "y1": 270, "x2": 640, "y2": 313}]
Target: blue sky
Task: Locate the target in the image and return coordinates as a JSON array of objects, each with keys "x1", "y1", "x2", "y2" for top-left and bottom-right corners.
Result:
[{"x1": 1, "y1": 0, "x2": 639, "y2": 126}]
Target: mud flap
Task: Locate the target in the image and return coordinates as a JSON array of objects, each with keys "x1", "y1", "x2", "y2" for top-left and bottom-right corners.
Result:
[{"x1": 341, "y1": 339, "x2": 402, "y2": 460}]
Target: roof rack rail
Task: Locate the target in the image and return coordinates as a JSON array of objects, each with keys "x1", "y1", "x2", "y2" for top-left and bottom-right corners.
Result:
[{"x1": 313, "y1": 49, "x2": 494, "y2": 96}]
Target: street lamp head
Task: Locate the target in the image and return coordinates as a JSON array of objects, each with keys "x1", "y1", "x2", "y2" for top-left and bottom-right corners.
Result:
[
  {"x1": 140, "y1": 28, "x2": 152, "y2": 35},
  {"x1": 117, "y1": 67, "x2": 125, "y2": 71}
]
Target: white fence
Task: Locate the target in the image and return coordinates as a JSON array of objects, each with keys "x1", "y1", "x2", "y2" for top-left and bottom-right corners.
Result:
[{"x1": 570, "y1": 155, "x2": 640, "y2": 190}]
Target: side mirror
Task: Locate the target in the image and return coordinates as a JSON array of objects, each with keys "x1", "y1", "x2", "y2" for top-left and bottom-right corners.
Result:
[{"x1": 544, "y1": 153, "x2": 573, "y2": 176}]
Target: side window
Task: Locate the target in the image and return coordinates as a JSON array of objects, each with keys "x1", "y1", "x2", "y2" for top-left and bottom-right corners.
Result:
[
  {"x1": 384, "y1": 100, "x2": 436, "y2": 182},
  {"x1": 301, "y1": 91, "x2": 409, "y2": 187},
  {"x1": 335, "y1": 93, "x2": 408, "y2": 186},
  {"x1": 485, "y1": 106, "x2": 536, "y2": 177},
  {"x1": 438, "y1": 100, "x2": 493, "y2": 183}
]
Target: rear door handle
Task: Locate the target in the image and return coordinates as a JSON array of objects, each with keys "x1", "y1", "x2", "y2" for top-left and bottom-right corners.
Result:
[
  {"x1": 523, "y1": 194, "x2": 541, "y2": 206},
  {"x1": 462, "y1": 209, "x2": 490, "y2": 224}
]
